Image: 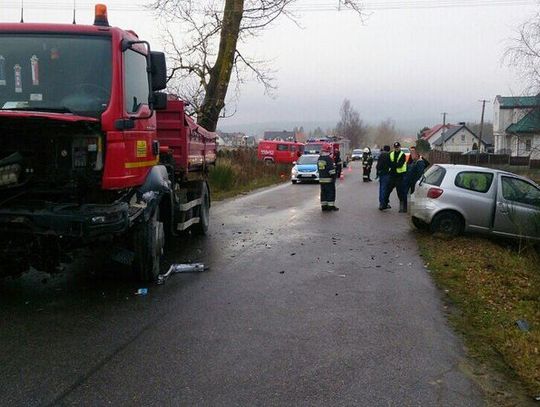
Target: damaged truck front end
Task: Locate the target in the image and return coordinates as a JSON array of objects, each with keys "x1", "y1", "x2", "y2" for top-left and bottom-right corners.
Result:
[{"x1": 0, "y1": 115, "x2": 131, "y2": 275}]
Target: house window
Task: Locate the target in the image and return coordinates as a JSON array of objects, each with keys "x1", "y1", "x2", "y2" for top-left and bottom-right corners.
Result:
[
  {"x1": 525, "y1": 139, "x2": 532, "y2": 152},
  {"x1": 461, "y1": 134, "x2": 465, "y2": 142}
]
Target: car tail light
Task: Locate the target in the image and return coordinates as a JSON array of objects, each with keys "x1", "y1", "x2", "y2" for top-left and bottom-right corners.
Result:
[{"x1": 427, "y1": 187, "x2": 444, "y2": 199}]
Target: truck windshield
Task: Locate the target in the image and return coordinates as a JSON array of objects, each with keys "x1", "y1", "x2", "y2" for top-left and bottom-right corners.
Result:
[{"x1": 0, "y1": 34, "x2": 111, "y2": 118}]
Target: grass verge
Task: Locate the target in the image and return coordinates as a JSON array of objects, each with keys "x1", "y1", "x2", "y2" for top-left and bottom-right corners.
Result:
[
  {"x1": 208, "y1": 148, "x2": 292, "y2": 201},
  {"x1": 417, "y1": 233, "x2": 540, "y2": 401}
]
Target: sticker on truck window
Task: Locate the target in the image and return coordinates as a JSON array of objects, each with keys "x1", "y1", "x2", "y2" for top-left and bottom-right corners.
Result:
[{"x1": 136, "y1": 140, "x2": 147, "y2": 158}]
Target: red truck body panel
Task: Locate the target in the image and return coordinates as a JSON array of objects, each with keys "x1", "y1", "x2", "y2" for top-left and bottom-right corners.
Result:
[
  {"x1": 257, "y1": 140, "x2": 304, "y2": 164},
  {"x1": 156, "y1": 100, "x2": 217, "y2": 175}
]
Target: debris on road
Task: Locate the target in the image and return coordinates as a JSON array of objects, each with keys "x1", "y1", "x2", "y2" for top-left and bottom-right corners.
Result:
[
  {"x1": 515, "y1": 319, "x2": 530, "y2": 332},
  {"x1": 135, "y1": 288, "x2": 148, "y2": 296},
  {"x1": 157, "y1": 263, "x2": 207, "y2": 285}
]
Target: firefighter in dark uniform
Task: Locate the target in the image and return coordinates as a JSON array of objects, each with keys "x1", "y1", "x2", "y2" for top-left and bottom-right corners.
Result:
[
  {"x1": 362, "y1": 147, "x2": 373, "y2": 182},
  {"x1": 318, "y1": 144, "x2": 339, "y2": 211}
]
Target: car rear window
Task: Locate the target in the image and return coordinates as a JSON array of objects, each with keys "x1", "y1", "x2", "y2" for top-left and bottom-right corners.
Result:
[
  {"x1": 423, "y1": 165, "x2": 446, "y2": 186},
  {"x1": 455, "y1": 171, "x2": 493, "y2": 193}
]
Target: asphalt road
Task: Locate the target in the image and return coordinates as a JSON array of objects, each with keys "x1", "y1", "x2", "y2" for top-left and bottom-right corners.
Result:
[{"x1": 0, "y1": 162, "x2": 483, "y2": 406}]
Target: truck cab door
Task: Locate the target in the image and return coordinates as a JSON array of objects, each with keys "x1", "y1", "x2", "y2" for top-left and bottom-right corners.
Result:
[
  {"x1": 493, "y1": 174, "x2": 540, "y2": 240},
  {"x1": 121, "y1": 47, "x2": 157, "y2": 174}
]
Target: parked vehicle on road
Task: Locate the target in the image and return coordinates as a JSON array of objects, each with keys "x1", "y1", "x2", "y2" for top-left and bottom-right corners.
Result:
[
  {"x1": 371, "y1": 148, "x2": 381, "y2": 160},
  {"x1": 351, "y1": 149, "x2": 363, "y2": 161},
  {"x1": 0, "y1": 5, "x2": 217, "y2": 281},
  {"x1": 291, "y1": 154, "x2": 319, "y2": 184},
  {"x1": 410, "y1": 164, "x2": 540, "y2": 240},
  {"x1": 257, "y1": 140, "x2": 304, "y2": 164}
]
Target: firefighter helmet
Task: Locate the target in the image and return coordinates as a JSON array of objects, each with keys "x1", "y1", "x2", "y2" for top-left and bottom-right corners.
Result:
[{"x1": 363, "y1": 147, "x2": 370, "y2": 153}]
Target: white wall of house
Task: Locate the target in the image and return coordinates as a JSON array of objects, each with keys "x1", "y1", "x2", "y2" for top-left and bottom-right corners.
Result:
[
  {"x1": 493, "y1": 98, "x2": 533, "y2": 154},
  {"x1": 427, "y1": 128, "x2": 447, "y2": 149},
  {"x1": 443, "y1": 128, "x2": 486, "y2": 153},
  {"x1": 509, "y1": 134, "x2": 540, "y2": 159}
]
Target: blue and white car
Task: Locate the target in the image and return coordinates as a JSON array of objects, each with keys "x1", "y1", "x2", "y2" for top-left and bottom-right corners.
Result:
[{"x1": 291, "y1": 154, "x2": 319, "y2": 184}]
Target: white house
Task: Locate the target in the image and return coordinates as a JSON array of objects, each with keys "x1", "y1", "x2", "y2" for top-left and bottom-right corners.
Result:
[
  {"x1": 432, "y1": 124, "x2": 487, "y2": 153},
  {"x1": 493, "y1": 95, "x2": 540, "y2": 158},
  {"x1": 422, "y1": 124, "x2": 452, "y2": 150}
]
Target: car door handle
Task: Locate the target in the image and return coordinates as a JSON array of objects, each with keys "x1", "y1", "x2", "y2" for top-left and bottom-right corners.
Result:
[{"x1": 497, "y1": 202, "x2": 509, "y2": 214}]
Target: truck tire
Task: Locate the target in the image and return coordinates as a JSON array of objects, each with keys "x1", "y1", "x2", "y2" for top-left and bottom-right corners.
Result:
[
  {"x1": 192, "y1": 182, "x2": 210, "y2": 236},
  {"x1": 132, "y1": 207, "x2": 164, "y2": 282}
]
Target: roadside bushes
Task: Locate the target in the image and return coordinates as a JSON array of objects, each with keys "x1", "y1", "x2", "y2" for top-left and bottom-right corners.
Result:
[{"x1": 209, "y1": 148, "x2": 291, "y2": 199}]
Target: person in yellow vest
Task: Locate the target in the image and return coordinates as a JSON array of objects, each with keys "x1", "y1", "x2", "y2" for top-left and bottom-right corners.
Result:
[{"x1": 384, "y1": 141, "x2": 408, "y2": 213}]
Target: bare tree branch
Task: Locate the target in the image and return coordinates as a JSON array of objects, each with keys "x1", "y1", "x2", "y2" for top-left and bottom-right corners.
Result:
[{"x1": 151, "y1": 0, "x2": 366, "y2": 130}]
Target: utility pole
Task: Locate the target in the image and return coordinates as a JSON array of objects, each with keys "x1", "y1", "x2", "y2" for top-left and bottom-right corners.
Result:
[
  {"x1": 477, "y1": 100, "x2": 489, "y2": 165},
  {"x1": 441, "y1": 112, "x2": 448, "y2": 151}
]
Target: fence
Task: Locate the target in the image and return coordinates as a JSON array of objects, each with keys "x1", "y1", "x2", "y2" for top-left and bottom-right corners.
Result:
[{"x1": 425, "y1": 150, "x2": 540, "y2": 169}]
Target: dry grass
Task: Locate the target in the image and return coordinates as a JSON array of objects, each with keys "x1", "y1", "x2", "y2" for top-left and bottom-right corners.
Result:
[
  {"x1": 417, "y1": 233, "x2": 540, "y2": 398},
  {"x1": 209, "y1": 148, "x2": 292, "y2": 200}
]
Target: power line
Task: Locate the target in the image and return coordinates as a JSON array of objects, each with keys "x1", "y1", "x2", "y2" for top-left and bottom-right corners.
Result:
[{"x1": 2, "y1": 0, "x2": 537, "y2": 13}]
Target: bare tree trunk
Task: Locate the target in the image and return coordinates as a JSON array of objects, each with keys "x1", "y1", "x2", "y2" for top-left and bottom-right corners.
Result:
[{"x1": 198, "y1": 0, "x2": 243, "y2": 131}]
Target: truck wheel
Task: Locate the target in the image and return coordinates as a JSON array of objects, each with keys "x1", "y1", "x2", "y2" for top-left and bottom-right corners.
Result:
[
  {"x1": 132, "y1": 207, "x2": 164, "y2": 282},
  {"x1": 192, "y1": 183, "x2": 210, "y2": 236}
]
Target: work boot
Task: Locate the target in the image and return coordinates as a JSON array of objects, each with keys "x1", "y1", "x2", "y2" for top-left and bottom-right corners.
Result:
[
  {"x1": 399, "y1": 201, "x2": 407, "y2": 213},
  {"x1": 321, "y1": 205, "x2": 329, "y2": 211},
  {"x1": 329, "y1": 206, "x2": 339, "y2": 211}
]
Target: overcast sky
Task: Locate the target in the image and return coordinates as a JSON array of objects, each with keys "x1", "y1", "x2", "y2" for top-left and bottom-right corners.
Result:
[{"x1": 2, "y1": 0, "x2": 538, "y2": 133}]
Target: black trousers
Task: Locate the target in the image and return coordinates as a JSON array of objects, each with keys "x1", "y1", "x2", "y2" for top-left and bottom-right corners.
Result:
[
  {"x1": 385, "y1": 174, "x2": 406, "y2": 203},
  {"x1": 320, "y1": 181, "x2": 336, "y2": 206},
  {"x1": 363, "y1": 165, "x2": 372, "y2": 181}
]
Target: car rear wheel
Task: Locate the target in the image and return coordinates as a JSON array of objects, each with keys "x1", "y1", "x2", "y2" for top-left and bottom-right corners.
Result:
[
  {"x1": 430, "y1": 212, "x2": 464, "y2": 237},
  {"x1": 291, "y1": 180, "x2": 297, "y2": 184}
]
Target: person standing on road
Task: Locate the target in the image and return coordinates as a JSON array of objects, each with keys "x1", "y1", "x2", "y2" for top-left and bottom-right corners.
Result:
[
  {"x1": 385, "y1": 142, "x2": 408, "y2": 213},
  {"x1": 318, "y1": 145, "x2": 339, "y2": 211},
  {"x1": 334, "y1": 149, "x2": 343, "y2": 180},
  {"x1": 362, "y1": 147, "x2": 374, "y2": 182},
  {"x1": 405, "y1": 147, "x2": 430, "y2": 194},
  {"x1": 376, "y1": 145, "x2": 391, "y2": 210}
]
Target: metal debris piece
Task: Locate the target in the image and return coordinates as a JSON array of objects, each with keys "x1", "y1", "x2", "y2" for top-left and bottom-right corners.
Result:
[
  {"x1": 135, "y1": 288, "x2": 148, "y2": 296},
  {"x1": 157, "y1": 263, "x2": 206, "y2": 285},
  {"x1": 516, "y1": 319, "x2": 530, "y2": 332}
]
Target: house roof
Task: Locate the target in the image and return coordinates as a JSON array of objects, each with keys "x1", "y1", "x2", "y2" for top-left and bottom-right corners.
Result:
[
  {"x1": 422, "y1": 124, "x2": 453, "y2": 140},
  {"x1": 496, "y1": 95, "x2": 540, "y2": 109},
  {"x1": 506, "y1": 109, "x2": 540, "y2": 133},
  {"x1": 433, "y1": 125, "x2": 485, "y2": 146}
]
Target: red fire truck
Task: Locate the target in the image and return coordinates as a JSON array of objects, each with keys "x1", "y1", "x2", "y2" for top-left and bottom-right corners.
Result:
[
  {"x1": 0, "y1": 5, "x2": 216, "y2": 281},
  {"x1": 257, "y1": 140, "x2": 304, "y2": 164}
]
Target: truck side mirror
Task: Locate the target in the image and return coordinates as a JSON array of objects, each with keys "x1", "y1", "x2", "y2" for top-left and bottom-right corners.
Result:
[
  {"x1": 150, "y1": 51, "x2": 167, "y2": 91},
  {"x1": 152, "y1": 92, "x2": 168, "y2": 110}
]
